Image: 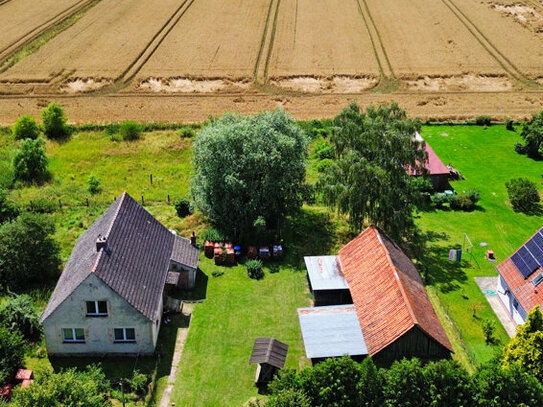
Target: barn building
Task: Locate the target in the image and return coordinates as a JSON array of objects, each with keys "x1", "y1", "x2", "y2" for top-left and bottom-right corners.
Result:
[
  {"x1": 496, "y1": 227, "x2": 543, "y2": 325},
  {"x1": 407, "y1": 133, "x2": 450, "y2": 191},
  {"x1": 298, "y1": 226, "x2": 453, "y2": 364},
  {"x1": 304, "y1": 255, "x2": 351, "y2": 305}
]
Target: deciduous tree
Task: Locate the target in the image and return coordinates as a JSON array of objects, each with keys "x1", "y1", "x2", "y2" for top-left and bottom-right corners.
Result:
[
  {"x1": 13, "y1": 137, "x2": 49, "y2": 183},
  {"x1": 520, "y1": 111, "x2": 543, "y2": 158}
]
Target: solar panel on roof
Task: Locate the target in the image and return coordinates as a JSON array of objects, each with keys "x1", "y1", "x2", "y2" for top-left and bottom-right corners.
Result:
[
  {"x1": 519, "y1": 246, "x2": 539, "y2": 273},
  {"x1": 511, "y1": 252, "x2": 533, "y2": 279},
  {"x1": 526, "y1": 239, "x2": 543, "y2": 265}
]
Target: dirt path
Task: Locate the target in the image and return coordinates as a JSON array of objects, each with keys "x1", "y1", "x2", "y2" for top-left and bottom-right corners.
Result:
[
  {"x1": 158, "y1": 303, "x2": 194, "y2": 407},
  {"x1": 0, "y1": 91, "x2": 542, "y2": 124}
]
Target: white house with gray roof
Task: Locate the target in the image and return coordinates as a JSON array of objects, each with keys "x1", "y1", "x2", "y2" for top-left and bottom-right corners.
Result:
[{"x1": 41, "y1": 192, "x2": 199, "y2": 356}]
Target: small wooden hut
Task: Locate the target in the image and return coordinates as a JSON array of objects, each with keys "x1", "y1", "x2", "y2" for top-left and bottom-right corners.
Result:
[{"x1": 249, "y1": 337, "x2": 288, "y2": 384}]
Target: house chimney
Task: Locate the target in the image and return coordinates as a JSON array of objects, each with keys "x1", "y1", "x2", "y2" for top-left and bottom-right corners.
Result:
[
  {"x1": 96, "y1": 235, "x2": 108, "y2": 252},
  {"x1": 190, "y1": 231, "x2": 197, "y2": 247}
]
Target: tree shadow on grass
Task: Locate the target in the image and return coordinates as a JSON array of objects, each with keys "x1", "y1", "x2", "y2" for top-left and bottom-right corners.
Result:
[
  {"x1": 419, "y1": 230, "x2": 468, "y2": 294},
  {"x1": 281, "y1": 207, "x2": 347, "y2": 270}
]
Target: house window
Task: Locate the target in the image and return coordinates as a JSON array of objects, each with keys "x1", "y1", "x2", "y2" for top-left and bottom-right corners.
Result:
[
  {"x1": 113, "y1": 328, "x2": 136, "y2": 343},
  {"x1": 62, "y1": 328, "x2": 85, "y2": 343},
  {"x1": 86, "y1": 301, "x2": 108, "y2": 316}
]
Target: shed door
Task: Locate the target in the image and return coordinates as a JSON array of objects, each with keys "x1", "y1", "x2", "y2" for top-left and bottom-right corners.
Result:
[{"x1": 177, "y1": 271, "x2": 189, "y2": 289}]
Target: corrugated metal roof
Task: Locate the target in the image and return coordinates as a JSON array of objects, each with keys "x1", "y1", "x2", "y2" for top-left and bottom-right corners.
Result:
[
  {"x1": 297, "y1": 305, "x2": 368, "y2": 359},
  {"x1": 305, "y1": 255, "x2": 349, "y2": 291},
  {"x1": 249, "y1": 337, "x2": 288, "y2": 369}
]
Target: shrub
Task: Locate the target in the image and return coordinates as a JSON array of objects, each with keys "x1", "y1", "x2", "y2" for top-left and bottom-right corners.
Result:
[
  {"x1": 178, "y1": 126, "x2": 195, "y2": 138},
  {"x1": 128, "y1": 370, "x2": 148, "y2": 396},
  {"x1": 13, "y1": 137, "x2": 49, "y2": 183},
  {"x1": 201, "y1": 227, "x2": 225, "y2": 242},
  {"x1": 0, "y1": 295, "x2": 41, "y2": 342},
  {"x1": 28, "y1": 197, "x2": 56, "y2": 213},
  {"x1": 475, "y1": 115, "x2": 491, "y2": 126},
  {"x1": 88, "y1": 175, "x2": 102, "y2": 195},
  {"x1": 482, "y1": 320, "x2": 497, "y2": 345},
  {"x1": 41, "y1": 102, "x2": 69, "y2": 140},
  {"x1": 312, "y1": 139, "x2": 333, "y2": 160},
  {"x1": 505, "y1": 118, "x2": 514, "y2": 131},
  {"x1": 13, "y1": 115, "x2": 40, "y2": 140},
  {"x1": 119, "y1": 121, "x2": 143, "y2": 141},
  {"x1": 0, "y1": 327, "x2": 25, "y2": 385},
  {"x1": 465, "y1": 189, "x2": 480, "y2": 204},
  {"x1": 316, "y1": 158, "x2": 334, "y2": 173},
  {"x1": 246, "y1": 259, "x2": 264, "y2": 280},
  {"x1": 104, "y1": 122, "x2": 120, "y2": 135},
  {"x1": 506, "y1": 177, "x2": 540, "y2": 213},
  {"x1": 514, "y1": 142, "x2": 527, "y2": 155},
  {"x1": 174, "y1": 199, "x2": 192, "y2": 218},
  {"x1": 411, "y1": 176, "x2": 434, "y2": 194},
  {"x1": 0, "y1": 187, "x2": 19, "y2": 224},
  {"x1": 450, "y1": 194, "x2": 476, "y2": 211},
  {"x1": 432, "y1": 192, "x2": 448, "y2": 208}
]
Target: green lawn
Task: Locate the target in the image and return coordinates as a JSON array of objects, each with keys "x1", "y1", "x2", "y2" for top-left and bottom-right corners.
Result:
[{"x1": 417, "y1": 124, "x2": 543, "y2": 365}]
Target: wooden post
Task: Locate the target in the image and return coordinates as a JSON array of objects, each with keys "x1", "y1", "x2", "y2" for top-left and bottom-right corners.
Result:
[
  {"x1": 86, "y1": 198, "x2": 89, "y2": 207},
  {"x1": 141, "y1": 195, "x2": 144, "y2": 205},
  {"x1": 30, "y1": 200, "x2": 33, "y2": 210},
  {"x1": 168, "y1": 194, "x2": 170, "y2": 203},
  {"x1": 150, "y1": 173, "x2": 153, "y2": 185},
  {"x1": 58, "y1": 199, "x2": 62, "y2": 209}
]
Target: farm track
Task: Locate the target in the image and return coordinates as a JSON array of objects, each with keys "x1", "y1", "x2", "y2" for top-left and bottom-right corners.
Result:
[
  {"x1": 440, "y1": 0, "x2": 536, "y2": 86},
  {"x1": 355, "y1": 0, "x2": 396, "y2": 89},
  {"x1": 0, "y1": 0, "x2": 13, "y2": 6},
  {"x1": 118, "y1": 0, "x2": 195, "y2": 85},
  {"x1": 254, "y1": 0, "x2": 279, "y2": 84},
  {"x1": 262, "y1": 0, "x2": 282, "y2": 82},
  {"x1": 0, "y1": 0, "x2": 96, "y2": 63}
]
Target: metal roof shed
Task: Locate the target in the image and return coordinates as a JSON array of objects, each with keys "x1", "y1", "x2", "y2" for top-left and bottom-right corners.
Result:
[
  {"x1": 298, "y1": 305, "x2": 368, "y2": 362},
  {"x1": 304, "y1": 256, "x2": 351, "y2": 305}
]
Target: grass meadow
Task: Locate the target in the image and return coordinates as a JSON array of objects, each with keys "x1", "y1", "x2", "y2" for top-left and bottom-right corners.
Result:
[{"x1": 0, "y1": 122, "x2": 541, "y2": 405}]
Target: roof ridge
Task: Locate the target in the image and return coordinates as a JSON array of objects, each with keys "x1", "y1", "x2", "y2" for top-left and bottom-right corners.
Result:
[
  {"x1": 91, "y1": 192, "x2": 126, "y2": 273},
  {"x1": 374, "y1": 227, "x2": 419, "y2": 327}
]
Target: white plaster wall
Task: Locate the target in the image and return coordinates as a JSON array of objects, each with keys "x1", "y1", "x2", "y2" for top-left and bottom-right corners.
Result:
[
  {"x1": 42, "y1": 274, "x2": 161, "y2": 356},
  {"x1": 497, "y1": 275, "x2": 525, "y2": 325}
]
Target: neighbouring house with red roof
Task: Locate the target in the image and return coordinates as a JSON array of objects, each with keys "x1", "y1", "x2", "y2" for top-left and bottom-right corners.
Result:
[
  {"x1": 496, "y1": 227, "x2": 543, "y2": 325},
  {"x1": 407, "y1": 133, "x2": 450, "y2": 191},
  {"x1": 298, "y1": 226, "x2": 453, "y2": 363}
]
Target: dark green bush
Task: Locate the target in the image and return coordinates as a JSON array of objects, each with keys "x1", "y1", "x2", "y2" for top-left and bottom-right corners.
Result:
[
  {"x1": 0, "y1": 295, "x2": 41, "y2": 342},
  {"x1": 312, "y1": 139, "x2": 333, "y2": 160},
  {"x1": 178, "y1": 126, "x2": 195, "y2": 138},
  {"x1": 432, "y1": 193, "x2": 448, "y2": 208},
  {"x1": 41, "y1": 102, "x2": 70, "y2": 140},
  {"x1": 13, "y1": 137, "x2": 49, "y2": 183},
  {"x1": 28, "y1": 197, "x2": 56, "y2": 213},
  {"x1": 128, "y1": 370, "x2": 148, "y2": 396},
  {"x1": 174, "y1": 199, "x2": 192, "y2": 218},
  {"x1": 13, "y1": 115, "x2": 40, "y2": 140},
  {"x1": 119, "y1": 121, "x2": 143, "y2": 141},
  {"x1": 88, "y1": 175, "x2": 102, "y2": 195},
  {"x1": 506, "y1": 177, "x2": 540, "y2": 213},
  {"x1": 246, "y1": 259, "x2": 264, "y2": 280},
  {"x1": 452, "y1": 194, "x2": 476, "y2": 211},
  {"x1": 465, "y1": 189, "x2": 480, "y2": 204},
  {"x1": 316, "y1": 158, "x2": 334, "y2": 173},
  {"x1": 0, "y1": 327, "x2": 25, "y2": 385},
  {"x1": 0, "y1": 187, "x2": 19, "y2": 224},
  {"x1": 482, "y1": 320, "x2": 497, "y2": 345},
  {"x1": 514, "y1": 142, "x2": 527, "y2": 155},
  {"x1": 505, "y1": 118, "x2": 514, "y2": 131},
  {"x1": 475, "y1": 116, "x2": 492, "y2": 126},
  {"x1": 201, "y1": 227, "x2": 225, "y2": 242}
]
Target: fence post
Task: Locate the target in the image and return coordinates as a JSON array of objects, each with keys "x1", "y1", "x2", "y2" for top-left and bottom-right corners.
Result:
[
  {"x1": 150, "y1": 174, "x2": 153, "y2": 185},
  {"x1": 141, "y1": 195, "x2": 144, "y2": 205},
  {"x1": 86, "y1": 198, "x2": 89, "y2": 207},
  {"x1": 30, "y1": 200, "x2": 33, "y2": 210},
  {"x1": 168, "y1": 194, "x2": 170, "y2": 203},
  {"x1": 58, "y1": 199, "x2": 62, "y2": 210}
]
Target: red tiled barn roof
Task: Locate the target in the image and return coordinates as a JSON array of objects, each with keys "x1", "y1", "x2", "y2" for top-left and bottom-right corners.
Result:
[
  {"x1": 424, "y1": 143, "x2": 449, "y2": 175},
  {"x1": 497, "y1": 228, "x2": 543, "y2": 313},
  {"x1": 338, "y1": 226, "x2": 453, "y2": 355}
]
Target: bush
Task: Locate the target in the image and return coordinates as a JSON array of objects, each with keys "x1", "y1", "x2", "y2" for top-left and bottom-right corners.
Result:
[
  {"x1": 475, "y1": 115, "x2": 491, "y2": 126},
  {"x1": 41, "y1": 102, "x2": 69, "y2": 140},
  {"x1": 13, "y1": 137, "x2": 49, "y2": 183},
  {"x1": 0, "y1": 187, "x2": 19, "y2": 224},
  {"x1": 174, "y1": 199, "x2": 192, "y2": 218},
  {"x1": 505, "y1": 118, "x2": 514, "y2": 131},
  {"x1": 28, "y1": 197, "x2": 56, "y2": 213},
  {"x1": 482, "y1": 320, "x2": 497, "y2": 345},
  {"x1": 514, "y1": 142, "x2": 527, "y2": 155},
  {"x1": 432, "y1": 192, "x2": 448, "y2": 208},
  {"x1": 450, "y1": 194, "x2": 475, "y2": 211},
  {"x1": 316, "y1": 158, "x2": 334, "y2": 173},
  {"x1": 0, "y1": 295, "x2": 41, "y2": 342},
  {"x1": 201, "y1": 228, "x2": 225, "y2": 242},
  {"x1": 13, "y1": 115, "x2": 40, "y2": 140},
  {"x1": 128, "y1": 370, "x2": 148, "y2": 396},
  {"x1": 246, "y1": 259, "x2": 264, "y2": 280},
  {"x1": 465, "y1": 189, "x2": 480, "y2": 204},
  {"x1": 178, "y1": 126, "x2": 195, "y2": 138},
  {"x1": 88, "y1": 175, "x2": 102, "y2": 195},
  {"x1": 506, "y1": 177, "x2": 540, "y2": 213},
  {"x1": 0, "y1": 327, "x2": 25, "y2": 385},
  {"x1": 312, "y1": 139, "x2": 333, "y2": 160},
  {"x1": 119, "y1": 121, "x2": 143, "y2": 141}
]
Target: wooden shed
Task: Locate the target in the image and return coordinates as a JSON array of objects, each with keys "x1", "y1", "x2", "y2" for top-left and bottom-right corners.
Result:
[{"x1": 249, "y1": 337, "x2": 288, "y2": 384}]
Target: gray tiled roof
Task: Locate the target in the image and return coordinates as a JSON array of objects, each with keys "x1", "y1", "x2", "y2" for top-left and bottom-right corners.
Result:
[
  {"x1": 41, "y1": 192, "x2": 198, "y2": 322},
  {"x1": 171, "y1": 235, "x2": 198, "y2": 270}
]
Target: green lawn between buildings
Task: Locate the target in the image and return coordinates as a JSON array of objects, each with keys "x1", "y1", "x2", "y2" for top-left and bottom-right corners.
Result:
[{"x1": 0, "y1": 123, "x2": 541, "y2": 406}]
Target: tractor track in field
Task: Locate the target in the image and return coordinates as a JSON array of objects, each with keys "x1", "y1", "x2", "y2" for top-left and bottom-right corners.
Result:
[
  {"x1": 0, "y1": 0, "x2": 13, "y2": 6},
  {"x1": 262, "y1": 0, "x2": 282, "y2": 83},
  {"x1": 254, "y1": 0, "x2": 278, "y2": 84},
  {"x1": 440, "y1": 0, "x2": 538, "y2": 87},
  {"x1": 355, "y1": 0, "x2": 398, "y2": 91},
  {"x1": 0, "y1": 0, "x2": 97, "y2": 64},
  {"x1": 522, "y1": 0, "x2": 543, "y2": 13},
  {"x1": 116, "y1": 0, "x2": 196, "y2": 87}
]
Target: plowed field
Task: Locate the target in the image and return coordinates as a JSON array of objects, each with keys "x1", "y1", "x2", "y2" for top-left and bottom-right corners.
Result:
[{"x1": 0, "y1": 0, "x2": 543, "y2": 120}]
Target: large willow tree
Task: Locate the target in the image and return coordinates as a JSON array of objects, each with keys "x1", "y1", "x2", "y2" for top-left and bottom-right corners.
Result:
[
  {"x1": 191, "y1": 110, "x2": 308, "y2": 240},
  {"x1": 318, "y1": 102, "x2": 426, "y2": 242}
]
